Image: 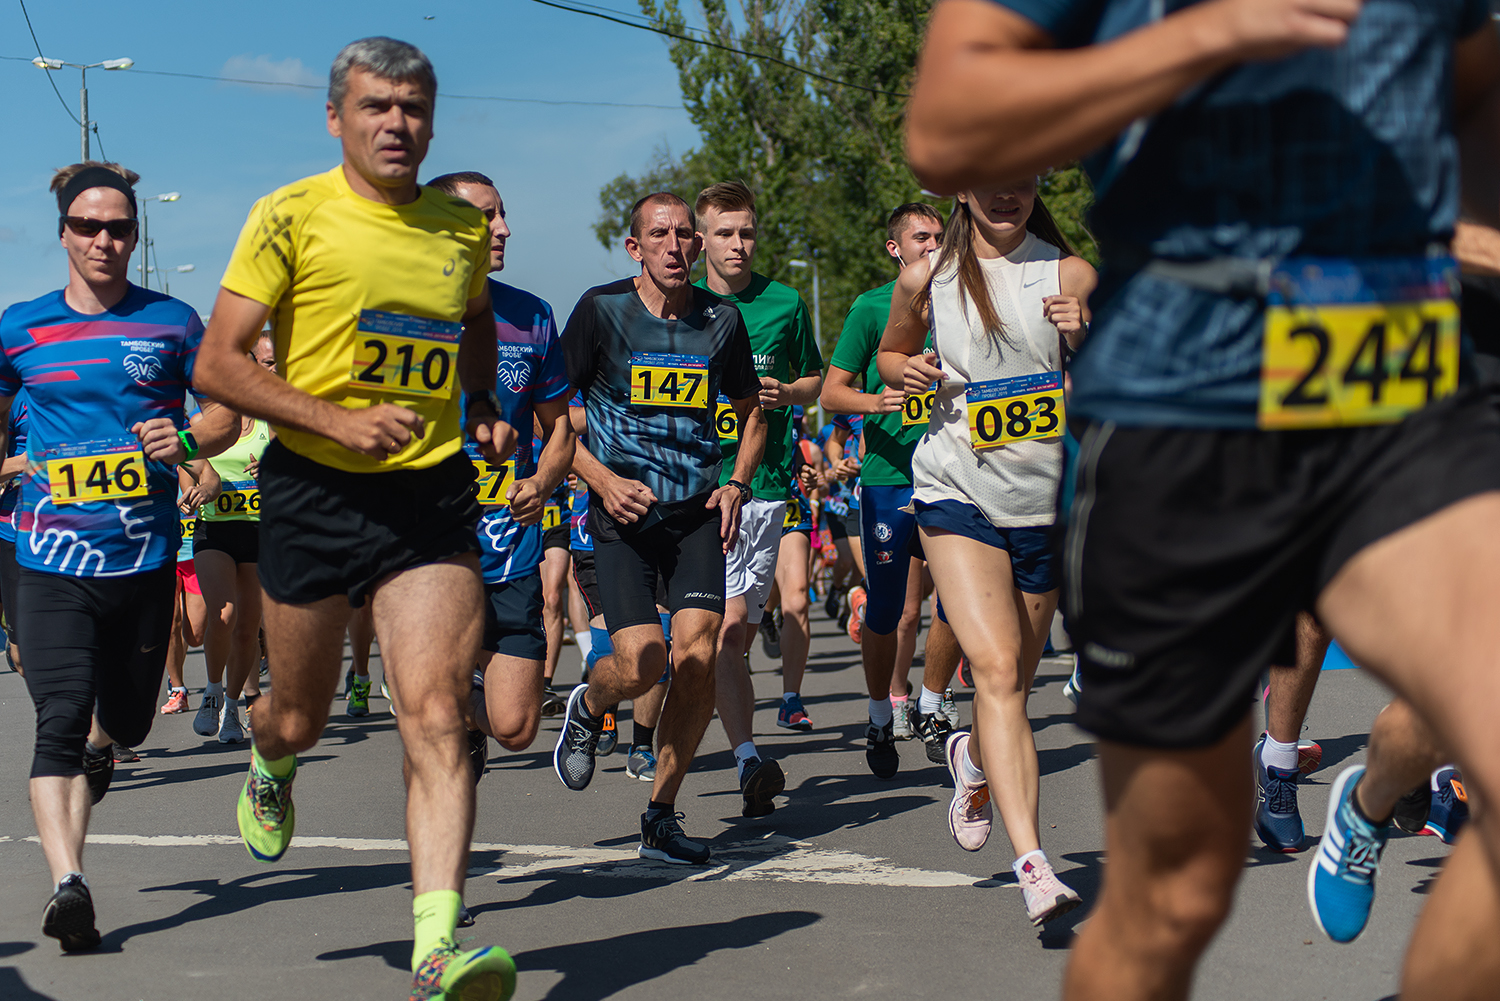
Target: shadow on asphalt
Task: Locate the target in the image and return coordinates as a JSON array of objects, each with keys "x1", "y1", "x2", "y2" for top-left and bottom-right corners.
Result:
[
  {"x1": 110, "y1": 754, "x2": 337, "y2": 794},
  {"x1": 0, "y1": 967, "x2": 56, "y2": 1000},
  {"x1": 0, "y1": 942, "x2": 35, "y2": 958},
  {"x1": 1305, "y1": 732, "x2": 1370, "y2": 780}
]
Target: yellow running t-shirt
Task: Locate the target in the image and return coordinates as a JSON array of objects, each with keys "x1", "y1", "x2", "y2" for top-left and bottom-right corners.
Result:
[{"x1": 220, "y1": 165, "x2": 489, "y2": 473}]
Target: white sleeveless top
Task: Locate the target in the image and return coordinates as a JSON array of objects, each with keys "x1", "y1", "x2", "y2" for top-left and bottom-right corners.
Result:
[{"x1": 912, "y1": 232, "x2": 1065, "y2": 528}]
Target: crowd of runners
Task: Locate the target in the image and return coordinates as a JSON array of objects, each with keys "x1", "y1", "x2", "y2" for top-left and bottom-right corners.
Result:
[{"x1": 3, "y1": 0, "x2": 1500, "y2": 998}]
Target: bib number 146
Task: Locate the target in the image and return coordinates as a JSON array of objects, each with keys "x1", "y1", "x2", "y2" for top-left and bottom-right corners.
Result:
[{"x1": 48, "y1": 448, "x2": 147, "y2": 506}]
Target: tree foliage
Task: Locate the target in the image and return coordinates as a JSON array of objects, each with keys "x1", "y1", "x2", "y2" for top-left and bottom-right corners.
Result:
[{"x1": 596, "y1": 0, "x2": 1097, "y2": 357}]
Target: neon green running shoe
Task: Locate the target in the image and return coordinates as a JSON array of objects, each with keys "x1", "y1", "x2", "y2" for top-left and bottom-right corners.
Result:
[
  {"x1": 236, "y1": 756, "x2": 296, "y2": 862},
  {"x1": 348, "y1": 675, "x2": 371, "y2": 717},
  {"x1": 410, "y1": 939, "x2": 516, "y2": 1001}
]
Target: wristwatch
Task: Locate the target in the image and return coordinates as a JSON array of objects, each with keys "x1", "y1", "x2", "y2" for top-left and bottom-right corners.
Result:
[
  {"x1": 727, "y1": 479, "x2": 751, "y2": 503},
  {"x1": 177, "y1": 429, "x2": 199, "y2": 461},
  {"x1": 464, "y1": 389, "x2": 500, "y2": 420}
]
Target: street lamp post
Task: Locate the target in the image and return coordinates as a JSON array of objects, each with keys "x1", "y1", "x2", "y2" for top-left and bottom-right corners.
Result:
[
  {"x1": 138, "y1": 192, "x2": 181, "y2": 290},
  {"x1": 31, "y1": 56, "x2": 134, "y2": 161},
  {"x1": 147, "y1": 264, "x2": 195, "y2": 296},
  {"x1": 788, "y1": 256, "x2": 822, "y2": 426}
]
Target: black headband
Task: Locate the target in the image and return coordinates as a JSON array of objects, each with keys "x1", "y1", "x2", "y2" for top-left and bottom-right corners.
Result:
[{"x1": 56, "y1": 166, "x2": 138, "y2": 224}]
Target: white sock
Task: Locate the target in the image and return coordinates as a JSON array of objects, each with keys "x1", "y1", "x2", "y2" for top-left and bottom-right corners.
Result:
[
  {"x1": 734, "y1": 741, "x2": 759, "y2": 778},
  {"x1": 170, "y1": 685, "x2": 186, "y2": 694},
  {"x1": 575, "y1": 631, "x2": 593, "y2": 663},
  {"x1": 868, "y1": 697, "x2": 893, "y2": 727},
  {"x1": 959, "y1": 744, "x2": 985, "y2": 787},
  {"x1": 1261, "y1": 735, "x2": 1298, "y2": 772},
  {"x1": 204, "y1": 680, "x2": 224, "y2": 698},
  {"x1": 782, "y1": 692, "x2": 797, "y2": 702},
  {"x1": 1012, "y1": 849, "x2": 1048, "y2": 877},
  {"x1": 224, "y1": 696, "x2": 241, "y2": 709},
  {"x1": 918, "y1": 687, "x2": 943, "y2": 715}
]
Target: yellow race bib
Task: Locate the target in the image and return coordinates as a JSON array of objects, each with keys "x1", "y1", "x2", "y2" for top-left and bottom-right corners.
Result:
[
  {"x1": 350, "y1": 309, "x2": 461, "y2": 400},
  {"x1": 965, "y1": 373, "x2": 1065, "y2": 451},
  {"x1": 902, "y1": 389, "x2": 935, "y2": 427},
  {"x1": 1258, "y1": 257, "x2": 1459, "y2": 429},
  {"x1": 210, "y1": 479, "x2": 261, "y2": 517},
  {"x1": 630, "y1": 352, "x2": 709, "y2": 410},
  {"x1": 542, "y1": 503, "x2": 562, "y2": 530},
  {"x1": 716, "y1": 394, "x2": 740, "y2": 441},
  {"x1": 47, "y1": 441, "x2": 148, "y2": 506},
  {"x1": 783, "y1": 498, "x2": 802, "y2": 528},
  {"x1": 472, "y1": 458, "x2": 515, "y2": 507}
]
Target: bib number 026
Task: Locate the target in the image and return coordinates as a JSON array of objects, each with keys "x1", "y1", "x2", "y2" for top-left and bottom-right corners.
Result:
[
  {"x1": 629, "y1": 353, "x2": 709, "y2": 410},
  {"x1": 213, "y1": 480, "x2": 261, "y2": 516},
  {"x1": 965, "y1": 372, "x2": 1064, "y2": 451},
  {"x1": 350, "y1": 309, "x2": 461, "y2": 400},
  {"x1": 47, "y1": 447, "x2": 147, "y2": 506}
]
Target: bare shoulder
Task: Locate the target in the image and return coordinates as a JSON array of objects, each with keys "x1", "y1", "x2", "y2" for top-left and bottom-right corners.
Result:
[
  {"x1": 1059, "y1": 255, "x2": 1098, "y2": 298},
  {"x1": 893, "y1": 254, "x2": 933, "y2": 298}
]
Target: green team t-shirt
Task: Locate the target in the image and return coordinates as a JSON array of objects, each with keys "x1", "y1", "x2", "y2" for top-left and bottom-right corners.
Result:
[
  {"x1": 828, "y1": 280, "x2": 930, "y2": 487},
  {"x1": 696, "y1": 273, "x2": 822, "y2": 500}
]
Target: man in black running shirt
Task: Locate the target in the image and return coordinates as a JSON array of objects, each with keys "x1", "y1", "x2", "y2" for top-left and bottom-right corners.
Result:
[{"x1": 554, "y1": 192, "x2": 766, "y2": 865}]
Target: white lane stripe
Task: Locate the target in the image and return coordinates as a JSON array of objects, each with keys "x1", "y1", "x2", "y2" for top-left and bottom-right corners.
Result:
[{"x1": 4, "y1": 833, "x2": 983, "y2": 889}]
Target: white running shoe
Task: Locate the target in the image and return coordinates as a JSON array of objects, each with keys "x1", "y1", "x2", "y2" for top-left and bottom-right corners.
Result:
[
  {"x1": 218, "y1": 702, "x2": 245, "y2": 744},
  {"x1": 940, "y1": 689, "x2": 960, "y2": 727},
  {"x1": 892, "y1": 698, "x2": 914, "y2": 740},
  {"x1": 1019, "y1": 857, "x2": 1082, "y2": 926},
  {"x1": 944, "y1": 731, "x2": 992, "y2": 851}
]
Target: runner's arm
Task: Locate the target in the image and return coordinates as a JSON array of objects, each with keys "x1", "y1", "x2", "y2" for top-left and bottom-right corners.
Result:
[
  {"x1": 906, "y1": 0, "x2": 1363, "y2": 192},
  {"x1": 1043, "y1": 256, "x2": 1099, "y2": 351},
  {"x1": 571, "y1": 435, "x2": 656, "y2": 523},
  {"x1": 761, "y1": 372, "x2": 823, "y2": 410},
  {"x1": 1456, "y1": 23, "x2": 1500, "y2": 228},
  {"x1": 821, "y1": 365, "x2": 903, "y2": 415},
  {"x1": 0, "y1": 455, "x2": 24, "y2": 483},
  {"x1": 507, "y1": 397, "x2": 576, "y2": 525},
  {"x1": 459, "y1": 290, "x2": 518, "y2": 464},
  {"x1": 877, "y1": 258, "x2": 944, "y2": 393},
  {"x1": 706, "y1": 396, "x2": 768, "y2": 551}
]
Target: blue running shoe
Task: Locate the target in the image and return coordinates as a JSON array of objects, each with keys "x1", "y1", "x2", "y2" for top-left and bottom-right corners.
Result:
[
  {"x1": 1423, "y1": 766, "x2": 1470, "y2": 845},
  {"x1": 777, "y1": 693, "x2": 812, "y2": 731},
  {"x1": 1253, "y1": 734, "x2": 1304, "y2": 852},
  {"x1": 1308, "y1": 765, "x2": 1390, "y2": 943}
]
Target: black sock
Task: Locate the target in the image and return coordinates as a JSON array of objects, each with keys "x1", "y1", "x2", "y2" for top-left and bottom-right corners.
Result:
[
  {"x1": 645, "y1": 799, "x2": 674, "y2": 818},
  {"x1": 633, "y1": 723, "x2": 654, "y2": 749}
]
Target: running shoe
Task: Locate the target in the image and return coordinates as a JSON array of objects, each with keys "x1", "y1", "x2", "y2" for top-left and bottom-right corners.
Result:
[
  {"x1": 457, "y1": 905, "x2": 475, "y2": 928},
  {"x1": 1061, "y1": 656, "x2": 1079, "y2": 706},
  {"x1": 468, "y1": 728, "x2": 488, "y2": 785},
  {"x1": 539, "y1": 686, "x2": 566, "y2": 718},
  {"x1": 1018, "y1": 857, "x2": 1082, "y2": 927},
  {"x1": 218, "y1": 704, "x2": 246, "y2": 745},
  {"x1": 891, "y1": 697, "x2": 913, "y2": 740},
  {"x1": 846, "y1": 587, "x2": 867, "y2": 645},
  {"x1": 739, "y1": 756, "x2": 785, "y2": 818},
  {"x1": 111, "y1": 742, "x2": 140, "y2": 763},
  {"x1": 1298, "y1": 739, "x2": 1323, "y2": 776},
  {"x1": 562, "y1": 624, "x2": 576, "y2": 645},
  {"x1": 1253, "y1": 735, "x2": 1304, "y2": 852},
  {"x1": 193, "y1": 692, "x2": 222, "y2": 737},
  {"x1": 597, "y1": 710, "x2": 618, "y2": 757},
  {"x1": 940, "y1": 689, "x2": 960, "y2": 728},
  {"x1": 777, "y1": 693, "x2": 813, "y2": 731},
  {"x1": 865, "y1": 718, "x2": 899, "y2": 780},
  {"x1": 1308, "y1": 765, "x2": 1389, "y2": 943},
  {"x1": 159, "y1": 688, "x2": 189, "y2": 714},
  {"x1": 347, "y1": 675, "x2": 371, "y2": 717},
  {"x1": 1423, "y1": 766, "x2": 1469, "y2": 844},
  {"x1": 41, "y1": 873, "x2": 100, "y2": 953},
  {"x1": 624, "y1": 744, "x2": 657, "y2": 782},
  {"x1": 410, "y1": 938, "x2": 516, "y2": 1001},
  {"x1": 343, "y1": 667, "x2": 355, "y2": 699},
  {"x1": 243, "y1": 697, "x2": 256, "y2": 733},
  {"x1": 82, "y1": 743, "x2": 113, "y2": 805},
  {"x1": 958, "y1": 656, "x2": 974, "y2": 689},
  {"x1": 911, "y1": 704, "x2": 954, "y2": 765},
  {"x1": 761, "y1": 613, "x2": 781, "y2": 660},
  {"x1": 1392, "y1": 781, "x2": 1432, "y2": 835},
  {"x1": 553, "y1": 684, "x2": 600, "y2": 791},
  {"x1": 237, "y1": 756, "x2": 297, "y2": 863},
  {"x1": 824, "y1": 587, "x2": 842, "y2": 621},
  {"x1": 944, "y1": 730, "x2": 992, "y2": 851},
  {"x1": 639, "y1": 810, "x2": 712, "y2": 865}
]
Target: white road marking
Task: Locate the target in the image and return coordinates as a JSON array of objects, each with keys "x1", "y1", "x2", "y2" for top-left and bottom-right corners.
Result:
[{"x1": 6, "y1": 832, "x2": 985, "y2": 888}]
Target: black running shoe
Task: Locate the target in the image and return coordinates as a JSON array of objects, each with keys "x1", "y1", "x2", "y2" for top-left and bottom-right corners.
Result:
[
  {"x1": 82, "y1": 744, "x2": 113, "y2": 805},
  {"x1": 42, "y1": 874, "x2": 100, "y2": 953},
  {"x1": 739, "y1": 756, "x2": 785, "y2": 818},
  {"x1": 111, "y1": 743, "x2": 139, "y2": 763},
  {"x1": 866, "y1": 720, "x2": 899, "y2": 780},
  {"x1": 1393, "y1": 781, "x2": 1432, "y2": 834},
  {"x1": 467, "y1": 728, "x2": 488, "y2": 785},
  {"x1": 760, "y1": 615, "x2": 781, "y2": 659},
  {"x1": 539, "y1": 686, "x2": 566, "y2": 718},
  {"x1": 910, "y1": 706, "x2": 954, "y2": 766},
  {"x1": 553, "y1": 684, "x2": 601, "y2": 791},
  {"x1": 824, "y1": 588, "x2": 841, "y2": 621},
  {"x1": 639, "y1": 810, "x2": 712, "y2": 865}
]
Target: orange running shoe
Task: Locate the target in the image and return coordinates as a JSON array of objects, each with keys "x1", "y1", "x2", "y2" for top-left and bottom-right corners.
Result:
[
  {"x1": 160, "y1": 688, "x2": 189, "y2": 714},
  {"x1": 847, "y1": 586, "x2": 867, "y2": 645}
]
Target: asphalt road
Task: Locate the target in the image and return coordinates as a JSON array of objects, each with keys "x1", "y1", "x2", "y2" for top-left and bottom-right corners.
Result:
[{"x1": 0, "y1": 605, "x2": 1437, "y2": 1001}]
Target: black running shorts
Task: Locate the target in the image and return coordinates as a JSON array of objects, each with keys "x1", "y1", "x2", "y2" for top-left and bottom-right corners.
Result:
[
  {"x1": 570, "y1": 549, "x2": 603, "y2": 620},
  {"x1": 1065, "y1": 385, "x2": 1500, "y2": 749},
  {"x1": 482, "y1": 575, "x2": 546, "y2": 660},
  {"x1": 257, "y1": 440, "x2": 481, "y2": 606},
  {"x1": 194, "y1": 519, "x2": 259, "y2": 565},
  {"x1": 0, "y1": 537, "x2": 20, "y2": 645},
  {"x1": 591, "y1": 495, "x2": 726, "y2": 632}
]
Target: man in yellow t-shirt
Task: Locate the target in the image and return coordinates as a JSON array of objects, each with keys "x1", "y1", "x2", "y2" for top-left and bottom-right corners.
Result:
[{"x1": 193, "y1": 37, "x2": 519, "y2": 1001}]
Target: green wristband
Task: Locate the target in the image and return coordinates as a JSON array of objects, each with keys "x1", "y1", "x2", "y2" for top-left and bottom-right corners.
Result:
[{"x1": 177, "y1": 430, "x2": 199, "y2": 461}]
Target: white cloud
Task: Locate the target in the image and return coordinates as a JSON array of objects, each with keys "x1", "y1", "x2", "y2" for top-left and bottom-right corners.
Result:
[{"x1": 219, "y1": 55, "x2": 322, "y2": 89}]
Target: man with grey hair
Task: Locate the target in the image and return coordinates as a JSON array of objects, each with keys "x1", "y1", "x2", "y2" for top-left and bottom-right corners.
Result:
[{"x1": 195, "y1": 36, "x2": 519, "y2": 1001}]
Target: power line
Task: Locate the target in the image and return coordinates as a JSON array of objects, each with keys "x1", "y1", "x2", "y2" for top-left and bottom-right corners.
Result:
[
  {"x1": 15, "y1": 0, "x2": 83, "y2": 125},
  {"x1": 528, "y1": 0, "x2": 908, "y2": 99}
]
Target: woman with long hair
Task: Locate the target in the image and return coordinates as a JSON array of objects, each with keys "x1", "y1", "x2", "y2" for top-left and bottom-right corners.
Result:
[{"x1": 878, "y1": 178, "x2": 1095, "y2": 927}]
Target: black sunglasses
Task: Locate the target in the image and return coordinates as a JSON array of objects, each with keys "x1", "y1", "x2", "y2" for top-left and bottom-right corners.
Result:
[{"x1": 60, "y1": 215, "x2": 138, "y2": 240}]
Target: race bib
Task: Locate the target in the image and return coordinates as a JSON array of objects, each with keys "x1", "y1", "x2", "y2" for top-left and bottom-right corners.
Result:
[
  {"x1": 211, "y1": 479, "x2": 261, "y2": 517},
  {"x1": 46, "y1": 440, "x2": 148, "y2": 506},
  {"x1": 542, "y1": 503, "x2": 562, "y2": 530},
  {"x1": 783, "y1": 498, "x2": 802, "y2": 528},
  {"x1": 1258, "y1": 257, "x2": 1459, "y2": 429},
  {"x1": 965, "y1": 372, "x2": 1065, "y2": 451},
  {"x1": 350, "y1": 309, "x2": 461, "y2": 400},
  {"x1": 902, "y1": 389, "x2": 935, "y2": 427},
  {"x1": 715, "y1": 394, "x2": 740, "y2": 441},
  {"x1": 629, "y1": 353, "x2": 709, "y2": 410},
  {"x1": 472, "y1": 458, "x2": 515, "y2": 507},
  {"x1": 180, "y1": 513, "x2": 197, "y2": 544}
]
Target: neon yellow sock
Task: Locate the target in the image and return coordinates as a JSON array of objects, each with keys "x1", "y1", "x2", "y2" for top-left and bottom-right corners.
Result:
[
  {"x1": 251, "y1": 746, "x2": 295, "y2": 779},
  {"x1": 412, "y1": 889, "x2": 462, "y2": 971}
]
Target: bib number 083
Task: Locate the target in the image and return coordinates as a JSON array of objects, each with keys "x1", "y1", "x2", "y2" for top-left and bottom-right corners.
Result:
[{"x1": 964, "y1": 372, "x2": 1065, "y2": 451}]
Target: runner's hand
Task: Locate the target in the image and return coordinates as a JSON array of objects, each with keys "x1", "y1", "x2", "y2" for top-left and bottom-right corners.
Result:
[
  {"x1": 179, "y1": 480, "x2": 217, "y2": 511},
  {"x1": 507, "y1": 477, "x2": 546, "y2": 525},
  {"x1": 798, "y1": 464, "x2": 823, "y2": 493},
  {"x1": 133, "y1": 418, "x2": 189, "y2": 464},
  {"x1": 834, "y1": 456, "x2": 861, "y2": 480},
  {"x1": 598, "y1": 473, "x2": 656, "y2": 524},
  {"x1": 1212, "y1": 0, "x2": 1361, "y2": 61},
  {"x1": 245, "y1": 457, "x2": 260, "y2": 480},
  {"x1": 467, "y1": 405, "x2": 517, "y2": 464},
  {"x1": 1042, "y1": 295, "x2": 1085, "y2": 340},
  {"x1": 707, "y1": 484, "x2": 744, "y2": 552},
  {"x1": 336, "y1": 404, "x2": 425, "y2": 459},
  {"x1": 903, "y1": 353, "x2": 945, "y2": 396},
  {"x1": 759, "y1": 377, "x2": 794, "y2": 410},
  {"x1": 875, "y1": 388, "x2": 905, "y2": 414}
]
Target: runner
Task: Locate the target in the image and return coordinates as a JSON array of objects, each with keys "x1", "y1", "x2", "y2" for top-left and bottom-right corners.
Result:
[
  {"x1": 1, "y1": 160, "x2": 236, "y2": 952},
  {"x1": 878, "y1": 178, "x2": 1094, "y2": 924},
  {"x1": 821, "y1": 202, "x2": 964, "y2": 772},
  {"x1": 909, "y1": 0, "x2": 1500, "y2": 994},
  {"x1": 192, "y1": 332, "x2": 276, "y2": 744},
  {"x1": 0, "y1": 391, "x2": 30, "y2": 677},
  {"x1": 422, "y1": 170, "x2": 574, "y2": 782},
  {"x1": 770, "y1": 420, "x2": 822, "y2": 738},
  {"x1": 553, "y1": 190, "x2": 765, "y2": 864},
  {"x1": 691, "y1": 181, "x2": 822, "y2": 816},
  {"x1": 819, "y1": 412, "x2": 865, "y2": 630},
  {"x1": 194, "y1": 39, "x2": 520, "y2": 1000},
  {"x1": 1253, "y1": 613, "x2": 1329, "y2": 852}
]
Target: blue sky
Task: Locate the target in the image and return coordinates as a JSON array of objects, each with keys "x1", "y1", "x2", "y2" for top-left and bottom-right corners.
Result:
[{"x1": 1, "y1": 0, "x2": 700, "y2": 321}]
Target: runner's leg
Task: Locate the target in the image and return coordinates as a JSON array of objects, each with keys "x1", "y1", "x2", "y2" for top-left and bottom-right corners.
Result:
[
  {"x1": 775, "y1": 531, "x2": 811, "y2": 696},
  {"x1": 252, "y1": 595, "x2": 353, "y2": 761},
  {"x1": 540, "y1": 545, "x2": 569, "y2": 689},
  {"x1": 1266, "y1": 613, "x2": 1326, "y2": 747},
  {"x1": 652, "y1": 608, "x2": 722, "y2": 805}
]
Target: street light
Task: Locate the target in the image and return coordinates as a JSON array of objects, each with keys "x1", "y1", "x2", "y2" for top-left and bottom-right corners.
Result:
[
  {"x1": 146, "y1": 264, "x2": 194, "y2": 296},
  {"x1": 788, "y1": 257, "x2": 823, "y2": 427},
  {"x1": 138, "y1": 193, "x2": 182, "y2": 291},
  {"x1": 32, "y1": 55, "x2": 134, "y2": 161}
]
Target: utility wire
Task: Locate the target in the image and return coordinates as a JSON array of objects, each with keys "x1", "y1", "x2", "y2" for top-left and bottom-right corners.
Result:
[
  {"x1": 16, "y1": 0, "x2": 83, "y2": 125},
  {"x1": 528, "y1": 0, "x2": 909, "y2": 98}
]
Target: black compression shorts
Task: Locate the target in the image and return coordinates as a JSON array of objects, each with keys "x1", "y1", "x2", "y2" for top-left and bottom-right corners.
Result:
[
  {"x1": 591, "y1": 497, "x2": 726, "y2": 632},
  {"x1": 194, "y1": 519, "x2": 259, "y2": 565},
  {"x1": 0, "y1": 537, "x2": 20, "y2": 645}
]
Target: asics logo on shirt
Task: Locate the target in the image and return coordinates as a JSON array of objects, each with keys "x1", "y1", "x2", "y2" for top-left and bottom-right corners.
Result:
[
  {"x1": 443, "y1": 258, "x2": 456, "y2": 276},
  {"x1": 123, "y1": 353, "x2": 164, "y2": 384}
]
